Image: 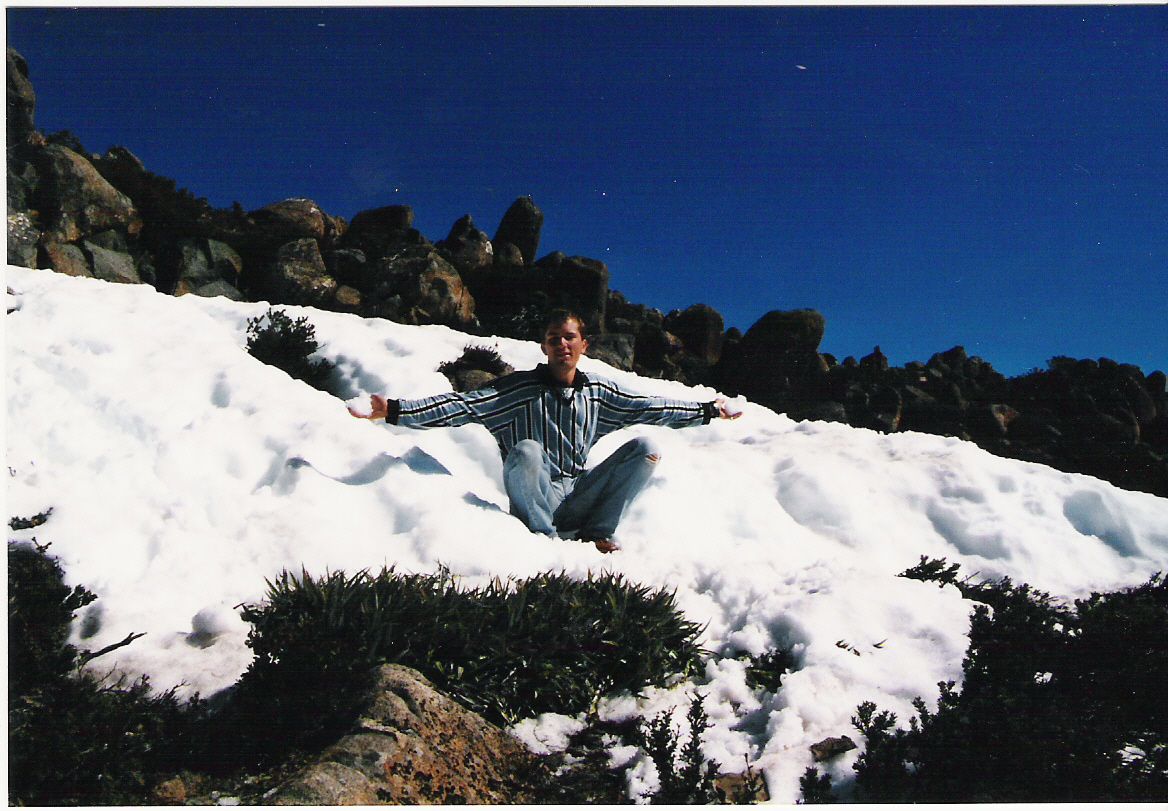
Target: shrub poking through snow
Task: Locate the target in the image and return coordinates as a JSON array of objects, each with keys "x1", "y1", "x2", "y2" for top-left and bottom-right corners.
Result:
[
  {"x1": 742, "y1": 647, "x2": 796, "y2": 694},
  {"x1": 8, "y1": 539, "x2": 204, "y2": 805},
  {"x1": 218, "y1": 566, "x2": 705, "y2": 768},
  {"x1": 437, "y1": 343, "x2": 515, "y2": 391},
  {"x1": 244, "y1": 307, "x2": 335, "y2": 391},
  {"x1": 802, "y1": 559, "x2": 1168, "y2": 802},
  {"x1": 636, "y1": 693, "x2": 723, "y2": 804}
]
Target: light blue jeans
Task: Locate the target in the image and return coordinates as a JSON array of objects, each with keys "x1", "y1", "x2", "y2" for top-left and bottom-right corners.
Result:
[{"x1": 503, "y1": 436, "x2": 661, "y2": 540}]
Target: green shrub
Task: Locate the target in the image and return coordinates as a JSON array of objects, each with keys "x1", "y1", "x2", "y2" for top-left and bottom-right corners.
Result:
[
  {"x1": 8, "y1": 539, "x2": 205, "y2": 805},
  {"x1": 245, "y1": 308, "x2": 336, "y2": 392},
  {"x1": 810, "y1": 559, "x2": 1168, "y2": 802},
  {"x1": 217, "y1": 566, "x2": 705, "y2": 768},
  {"x1": 437, "y1": 344, "x2": 511, "y2": 377},
  {"x1": 742, "y1": 647, "x2": 795, "y2": 694},
  {"x1": 637, "y1": 693, "x2": 722, "y2": 804}
]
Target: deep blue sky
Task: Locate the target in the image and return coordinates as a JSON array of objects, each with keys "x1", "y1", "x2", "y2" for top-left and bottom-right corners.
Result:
[{"x1": 8, "y1": 5, "x2": 1167, "y2": 376}]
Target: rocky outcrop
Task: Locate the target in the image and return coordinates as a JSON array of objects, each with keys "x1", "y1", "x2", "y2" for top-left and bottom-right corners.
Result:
[
  {"x1": 267, "y1": 665, "x2": 537, "y2": 805},
  {"x1": 493, "y1": 196, "x2": 543, "y2": 266},
  {"x1": 7, "y1": 48, "x2": 36, "y2": 146},
  {"x1": 35, "y1": 144, "x2": 142, "y2": 244},
  {"x1": 715, "y1": 309, "x2": 830, "y2": 416},
  {"x1": 436, "y1": 214, "x2": 493, "y2": 274},
  {"x1": 338, "y1": 204, "x2": 419, "y2": 256}
]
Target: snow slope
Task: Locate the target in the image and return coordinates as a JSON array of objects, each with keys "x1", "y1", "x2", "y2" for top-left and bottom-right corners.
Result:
[{"x1": 6, "y1": 265, "x2": 1168, "y2": 801}]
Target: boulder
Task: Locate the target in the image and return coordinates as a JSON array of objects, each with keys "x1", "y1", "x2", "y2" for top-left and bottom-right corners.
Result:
[
  {"x1": 7, "y1": 153, "x2": 38, "y2": 212},
  {"x1": 663, "y1": 304, "x2": 725, "y2": 364},
  {"x1": 493, "y1": 196, "x2": 543, "y2": 265},
  {"x1": 492, "y1": 240, "x2": 526, "y2": 268},
  {"x1": 40, "y1": 241, "x2": 92, "y2": 278},
  {"x1": 187, "y1": 280, "x2": 243, "y2": 300},
  {"x1": 249, "y1": 198, "x2": 343, "y2": 247},
  {"x1": 463, "y1": 252, "x2": 608, "y2": 338},
  {"x1": 634, "y1": 324, "x2": 684, "y2": 372},
  {"x1": 7, "y1": 211, "x2": 39, "y2": 267},
  {"x1": 587, "y1": 332, "x2": 636, "y2": 371},
  {"x1": 436, "y1": 214, "x2": 493, "y2": 273},
  {"x1": 748, "y1": 309, "x2": 826, "y2": 355},
  {"x1": 340, "y1": 205, "x2": 424, "y2": 259},
  {"x1": 34, "y1": 145, "x2": 142, "y2": 244},
  {"x1": 172, "y1": 237, "x2": 243, "y2": 295},
  {"x1": 82, "y1": 240, "x2": 141, "y2": 284},
  {"x1": 268, "y1": 665, "x2": 536, "y2": 805},
  {"x1": 362, "y1": 246, "x2": 475, "y2": 328},
  {"x1": 715, "y1": 309, "x2": 828, "y2": 410},
  {"x1": 332, "y1": 285, "x2": 362, "y2": 313},
  {"x1": 323, "y1": 248, "x2": 369, "y2": 288},
  {"x1": 268, "y1": 238, "x2": 338, "y2": 307},
  {"x1": 7, "y1": 48, "x2": 36, "y2": 146}
]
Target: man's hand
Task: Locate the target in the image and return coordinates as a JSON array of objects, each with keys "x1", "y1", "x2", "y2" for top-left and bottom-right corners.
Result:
[
  {"x1": 348, "y1": 394, "x2": 388, "y2": 421},
  {"x1": 714, "y1": 397, "x2": 743, "y2": 420}
]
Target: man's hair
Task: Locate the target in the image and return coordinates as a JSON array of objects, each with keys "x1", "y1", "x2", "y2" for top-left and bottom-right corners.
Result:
[{"x1": 544, "y1": 308, "x2": 589, "y2": 340}]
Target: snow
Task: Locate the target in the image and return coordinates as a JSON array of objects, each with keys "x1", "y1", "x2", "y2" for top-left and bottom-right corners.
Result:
[{"x1": 6, "y1": 265, "x2": 1168, "y2": 802}]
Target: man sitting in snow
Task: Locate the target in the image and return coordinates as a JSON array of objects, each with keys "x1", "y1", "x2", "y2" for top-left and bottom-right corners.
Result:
[{"x1": 350, "y1": 309, "x2": 740, "y2": 553}]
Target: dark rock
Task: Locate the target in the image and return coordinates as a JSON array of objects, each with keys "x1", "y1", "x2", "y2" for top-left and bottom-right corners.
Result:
[
  {"x1": 493, "y1": 196, "x2": 543, "y2": 265},
  {"x1": 7, "y1": 48, "x2": 36, "y2": 146},
  {"x1": 587, "y1": 332, "x2": 636, "y2": 370},
  {"x1": 634, "y1": 324, "x2": 683, "y2": 372},
  {"x1": 900, "y1": 386, "x2": 965, "y2": 435},
  {"x1": 187, "y1": 280, "x2": 243, "y2": 300},
  {"x1": 7, "y1": 211, "x2": 39, "y2": 267},
  {"x1": 268, "y1": 238, "x2": 337, "y2": 307},
  {"x1": 171, "y1": 237, "x2": 242, "y2": 295},
  {"x1": 968, "y1": 403, "x2": 1019, "y2": 439},
  {"x1": 751, "y1": 309, "x2": 826, "y2": 354},
  {"x1": 810, "y1": 735, "x2": 857, "y2": 762},
  {"x1": 362, "y1": 245, "x2": 475, "y2": 328},
  {"x1": 860, "y1": 346, "x2": 890, "y2": 378},
  {"x1": 332, "y1": 285, "x2": 362, "y2": 313},
  {"x1": 340, "y1": 205, "x2": 423, "y2": 259},
  {"x1": 802, "y1": 401, "x2": 849, "y2": 423},
  {"x1": 40, "y1": 241, "x2": 91, "y2": 277},
  {"x1": 436, "y1": 214, "x2": 493, "y2": 273},
  {"x1": 249, "y1": 198, "x2": 343, "y2": 248},
  {"x1": 84, "y1": 229, "x2": 129, "y2": 253},
  {"x1": 664, "y1": 304, "x2": 725, "y2": 364},
  {"x1": 82, "y1": 240, "x2": 141, "y2": 284},
  {"x1": 323, "y1": 248, "x2": 368, "y2": 288},
  {"x1": 715, "y1": 309, "x2": 828, "y2": 411},
  {"x1": 34, "y1": 145, "x2": 142, "y2": 244},
  {"x1": 463, "y1": 254, "x2": 608, "y2": 339},
  {"x1": 268, "y1": 665, "x2": 537, "y2": 804},
  {"x1": 492, "y1": 240, "x2": 526, "y2": 268},
  {"x1": 7, "y1": 153, "x2": 38, "y2": 212},
  {"x1": 868, "y1": 385, "x2": 903, "y2": 432}
]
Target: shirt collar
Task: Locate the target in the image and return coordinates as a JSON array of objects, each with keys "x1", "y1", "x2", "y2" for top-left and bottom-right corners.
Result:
[{"x1": 536, "y1": 363, "x2": 588, "y2": 390}]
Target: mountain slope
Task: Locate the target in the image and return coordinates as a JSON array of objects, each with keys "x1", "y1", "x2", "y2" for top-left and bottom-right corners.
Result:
[{"x1": 7, "y1": 265, "x2": 1168, "y2": 801}]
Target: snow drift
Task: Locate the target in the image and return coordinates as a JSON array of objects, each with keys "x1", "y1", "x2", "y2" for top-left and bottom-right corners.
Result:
[{"x1": 6, "y1": 265, "x2": 1168, "y2": 801}]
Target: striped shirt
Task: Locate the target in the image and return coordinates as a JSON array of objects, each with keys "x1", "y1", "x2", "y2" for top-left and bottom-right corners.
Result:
[{"x1": 387, "y1": 364, "x2": 716, "y2": 480}]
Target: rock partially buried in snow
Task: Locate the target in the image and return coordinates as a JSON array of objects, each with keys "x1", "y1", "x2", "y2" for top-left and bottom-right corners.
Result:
[{"x1": 268, "y1": 665, "x2": 538, "y2": 804}]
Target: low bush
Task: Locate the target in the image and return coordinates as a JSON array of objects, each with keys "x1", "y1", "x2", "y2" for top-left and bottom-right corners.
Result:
[
  {"x1": 213, "y1": 566, "x2": 705, "y2": 769},
  {"x1": 245, "y1": 308, "x2": 335, "y2": 392},
  {"x1": 8, "y1": 539, "x2": 205, "y2": 805},
  {"x1": 801, "y1": 557, "x2": 1167, "y2": 802},
  {"x1": 637, "y1": 693, "x2": 723, "y2": 804}
]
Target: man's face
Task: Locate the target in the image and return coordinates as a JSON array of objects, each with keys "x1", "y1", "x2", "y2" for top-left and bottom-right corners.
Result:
[{"x1": 542, "y1": 318, "x2": 588, "y2": 372}]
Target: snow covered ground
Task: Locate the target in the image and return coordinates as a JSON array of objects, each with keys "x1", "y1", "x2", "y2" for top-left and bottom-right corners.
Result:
[{"x1": 6, "y1": 265, "x2": 1168, "y2": 801}]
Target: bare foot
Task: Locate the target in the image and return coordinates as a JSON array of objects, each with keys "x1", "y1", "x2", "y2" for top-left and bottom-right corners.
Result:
[{"x1": 593, "y1": 539, "x2": 619, "y2": 554}]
